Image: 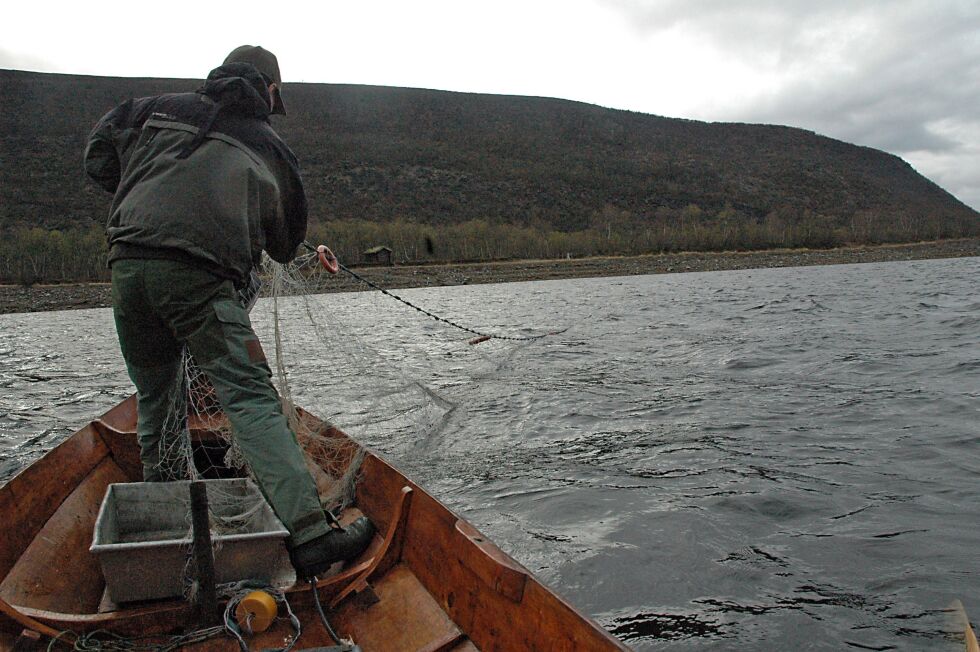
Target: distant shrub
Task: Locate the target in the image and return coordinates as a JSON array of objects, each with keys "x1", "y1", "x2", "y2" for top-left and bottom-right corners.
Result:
[
  {"x1": 2, "y1": 206, "x2": 976, "y2": 284},
  {"x1": 0, "y1": 224, "x2": 108, "y2": 284}
]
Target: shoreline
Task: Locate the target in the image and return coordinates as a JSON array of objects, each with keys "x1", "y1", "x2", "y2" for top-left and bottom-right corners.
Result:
[{"x1": 1, "y1": 238, "x2": 977, "y2": 315}]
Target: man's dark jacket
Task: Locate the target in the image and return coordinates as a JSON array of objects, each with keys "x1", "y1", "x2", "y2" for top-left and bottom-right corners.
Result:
[{"x1": 84, "y1": 62, "x2": 307, "y2": 285}]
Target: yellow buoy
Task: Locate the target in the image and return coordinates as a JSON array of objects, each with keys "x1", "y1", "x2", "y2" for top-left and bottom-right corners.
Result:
[{"x1": 235, "y1": 590, "x2": 278, "y2": 633}]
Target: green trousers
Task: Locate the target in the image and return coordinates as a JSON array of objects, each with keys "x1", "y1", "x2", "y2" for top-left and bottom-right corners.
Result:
[{"x1": 111, "y1": 259, "x2": 329, "y2": 547}]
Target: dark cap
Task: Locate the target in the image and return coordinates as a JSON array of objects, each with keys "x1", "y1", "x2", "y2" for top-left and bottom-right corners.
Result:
[{"x1": 223, "y1": 45, "x2": 286, "y2": 115}]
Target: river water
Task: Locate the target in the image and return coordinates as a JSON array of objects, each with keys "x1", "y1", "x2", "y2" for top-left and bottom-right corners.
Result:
[{"x1": 1, "y1": 257, "x2": 977, "y2": 650}]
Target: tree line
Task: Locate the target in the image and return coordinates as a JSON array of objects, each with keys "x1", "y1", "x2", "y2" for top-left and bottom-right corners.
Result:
[
  {"x1": 0, "y1": 224, "x2": 109, "y2": 285},
  {"x1": 2, "y1": 206, "x2": 977, "y2": 285}
]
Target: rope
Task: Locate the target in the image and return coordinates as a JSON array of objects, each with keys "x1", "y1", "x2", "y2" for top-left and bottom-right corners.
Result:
[
  {"x1": 48, "y1": 584, "x2": 301, "y2": 652},
  {"x1": 309, "y1": 578, "x2": 343, "y2": 645},
  {"x1": 48, "y1": 626, "x2": 225, "y2": 652},
  {"x1": 301, "y1": 242, "x2": 567, "y2": 343},
  {"x1": 222, "y1": 584, "x2": 301, "y2": 652}
]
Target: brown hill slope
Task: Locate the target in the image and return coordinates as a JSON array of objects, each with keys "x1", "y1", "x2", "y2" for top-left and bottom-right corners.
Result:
[{"x1": 1, "y1": 68, "x2": 977, "y2": 236}]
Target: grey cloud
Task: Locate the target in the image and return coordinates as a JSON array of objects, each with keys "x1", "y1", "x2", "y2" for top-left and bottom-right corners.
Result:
[
  {"x1": 601, "y1": 0, "x2": 977, "y2": 66},
  {"x1": 740, "y1": 15, "x2": 979, "y2": 150},
  {"x1": 602, "y1": 0, "x2": 887, "y2": 63},
  {"x1": 599, "y1": 0, "x2": 980, "y2": 208}
]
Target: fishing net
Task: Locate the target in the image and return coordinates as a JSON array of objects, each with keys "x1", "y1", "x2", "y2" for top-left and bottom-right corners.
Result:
[{"x1": 145, "y1": 245, "x2": 551, "y2": 592}]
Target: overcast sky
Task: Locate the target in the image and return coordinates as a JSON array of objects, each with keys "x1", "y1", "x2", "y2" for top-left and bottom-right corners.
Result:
[{"x1": 4, "y1": 0, "x2": 978, "y2": 210}]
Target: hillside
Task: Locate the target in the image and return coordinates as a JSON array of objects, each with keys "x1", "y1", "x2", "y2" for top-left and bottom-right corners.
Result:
[{"x1": 0, "y1": 68, "x2": 977, "y2": 282}]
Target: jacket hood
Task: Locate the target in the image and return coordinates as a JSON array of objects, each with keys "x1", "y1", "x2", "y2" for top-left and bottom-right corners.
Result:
[
  {"x1": 175, "y1": 63, "x2": 273, "y2": 160},
  {"x1": 200, "y1": 62, "x2": 272, "y2": 118}
]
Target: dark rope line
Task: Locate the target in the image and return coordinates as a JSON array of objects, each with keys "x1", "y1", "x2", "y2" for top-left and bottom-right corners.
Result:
[
  {"x1": 51, "y1": 625, "x2": 225, "y2": 652},
  {"x1": 301, "y1": 242, "x2": 566, "y2": 342},
  {"x1": 309, "y1": 579, "x2": 343, "y2": 645}
]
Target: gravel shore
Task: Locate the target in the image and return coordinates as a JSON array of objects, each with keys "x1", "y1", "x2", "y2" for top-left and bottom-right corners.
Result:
[{"x1": 2, "y1": 238, "x2": 977, "y2": 315}]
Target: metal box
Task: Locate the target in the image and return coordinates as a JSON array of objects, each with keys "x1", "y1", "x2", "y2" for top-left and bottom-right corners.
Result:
[{"x1": 90, "y1": 478, "x2": 295, "y2": 603}]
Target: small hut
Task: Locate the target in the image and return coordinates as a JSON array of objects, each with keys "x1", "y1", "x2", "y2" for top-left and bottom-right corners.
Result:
[{"x1": 363, "y1": 246, "x2": 393, "y2": 266}]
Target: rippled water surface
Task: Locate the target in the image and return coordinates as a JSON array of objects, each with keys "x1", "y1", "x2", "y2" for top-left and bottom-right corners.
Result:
[{"x1": 1, "y1": 257, "x2": 978, "y2": 650}]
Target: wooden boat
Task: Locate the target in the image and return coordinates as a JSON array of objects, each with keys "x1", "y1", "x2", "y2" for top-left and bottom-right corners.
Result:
[{"x1": 0, "y1": 396, "x2": 630, "y2": 651}]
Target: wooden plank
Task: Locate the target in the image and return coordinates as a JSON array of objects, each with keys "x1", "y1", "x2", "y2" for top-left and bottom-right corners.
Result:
[
  {"x1": 0, "y1": 424, "x2": 110, "y2": 579},
  {"x1": 150, "y1": 566, "x2": 463, "y2": 651},
  {"x1": 418, "y1": 632, "x2": 467, "y2": 652},
  {"x1": 0, "y1": 599, "x2": 61, "y2": 640},
  {"x1": 447, "y1": 641, "x2": 480, "y2": 652},
  {"x1": 453, "y1": 519, "x2": 527, "y2": 603},
  {"x1": 91, "y1": 421, "x2": 142, "y2": 482},
  {"x1": 355, "y1": 453, "x2": 420, "y2": 536},
  {"x1": 0, "y1": 458, "x2": 127, "y2": 614},
  {"x1": 330, "y1": 486, "x2": 413, "y2": 609},
  {"x1": 94, "y1": 396, "x2": 137, "y2": 434},
  {"x1": 13, "y1": 601, "x2": 193, "y2": 640},
  {"x1": 370, "y1": 486, "x2": 413, "y2": 580},
  {"x1": 401, "y1": 485, "x2": 629, "y2": 651},
  {"x1": 11, "y1": 628, "x2": 41, "y2": 652},
  {"x1": 330, "y1": 565, "x2": 464, "y2": 652}
]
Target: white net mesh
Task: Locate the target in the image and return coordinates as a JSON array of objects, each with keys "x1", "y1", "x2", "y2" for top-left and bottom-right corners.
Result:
[
  {"x1": 137, "y1": 244, "x2": 564, "y2": 601},
  {"x1": 149, "y1": 249, "x2": 473, "y2": 549}
]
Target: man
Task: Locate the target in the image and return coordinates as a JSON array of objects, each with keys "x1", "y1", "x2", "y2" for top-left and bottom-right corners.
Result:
[{"x1": 84, "y1": 45, "x2": 373, "y2": 579}]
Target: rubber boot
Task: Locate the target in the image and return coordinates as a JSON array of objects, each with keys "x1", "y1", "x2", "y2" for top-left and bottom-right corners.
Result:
[{"x1": 289, "y1": 516, "x2": 375, "y2": 579}]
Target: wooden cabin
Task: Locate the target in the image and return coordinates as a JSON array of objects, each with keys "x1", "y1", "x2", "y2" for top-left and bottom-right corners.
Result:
[{"x1": 363, "y1": 246, "x2": 394, "y2": 266}]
